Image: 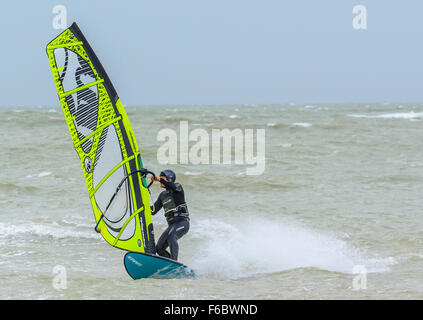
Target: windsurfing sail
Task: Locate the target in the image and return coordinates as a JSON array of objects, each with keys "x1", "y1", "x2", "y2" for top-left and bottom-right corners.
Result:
[{"x1": 46, "y1": 22, "x2": 155, "y2": 253}]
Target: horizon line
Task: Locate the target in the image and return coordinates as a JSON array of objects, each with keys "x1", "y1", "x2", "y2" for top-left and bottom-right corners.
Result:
[{"x1": 1, "y1": 101, "x2": 423, "y2": 108}]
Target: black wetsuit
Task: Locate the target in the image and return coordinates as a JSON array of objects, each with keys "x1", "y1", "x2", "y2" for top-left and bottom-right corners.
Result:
[{"x1": 151, "y1": 179, "x2": 189, "y2": 261}]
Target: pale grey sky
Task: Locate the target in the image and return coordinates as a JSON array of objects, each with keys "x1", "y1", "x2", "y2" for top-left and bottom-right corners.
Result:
[{"x1": 0, "y1": 0, "x2": 422, "y2": 106}]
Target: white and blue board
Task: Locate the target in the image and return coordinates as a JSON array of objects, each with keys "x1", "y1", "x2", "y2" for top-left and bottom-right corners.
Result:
[{"x1": 124, "y1": 252, "x2": 195, "y2": 279}]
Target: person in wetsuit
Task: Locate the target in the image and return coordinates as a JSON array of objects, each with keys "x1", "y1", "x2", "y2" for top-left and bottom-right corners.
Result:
[{"x1": 150, "y1": 169, "x2": 189, "y2": 261}]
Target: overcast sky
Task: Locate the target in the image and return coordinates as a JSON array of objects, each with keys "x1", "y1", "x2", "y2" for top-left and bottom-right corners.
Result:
[{"x1": 0, "y1": 0, "x2": 422, "y2": 106}]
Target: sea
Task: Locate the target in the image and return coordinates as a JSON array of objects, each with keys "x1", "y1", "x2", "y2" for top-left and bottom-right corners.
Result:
[{"x1": 0, "y1": 103, "x2": 422, "y2": 299}]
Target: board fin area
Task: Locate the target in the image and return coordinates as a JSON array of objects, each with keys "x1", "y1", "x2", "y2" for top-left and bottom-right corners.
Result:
[{"x1": 124, "y1": 252, "x2": 195, "y2": 279}]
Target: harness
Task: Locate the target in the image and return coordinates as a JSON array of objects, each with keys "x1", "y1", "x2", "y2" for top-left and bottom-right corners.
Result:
[
  {"x1": 165, "y1": 203, "x2": 189, "y2": 218},
  {"x1": 161, "y1": 188, "x2": 189, "y2": 220}
]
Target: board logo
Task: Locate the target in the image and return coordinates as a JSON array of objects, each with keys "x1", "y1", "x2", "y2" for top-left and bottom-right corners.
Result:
[{"x1": 84, "y1": 156, "x2": 93, "y2": 173}]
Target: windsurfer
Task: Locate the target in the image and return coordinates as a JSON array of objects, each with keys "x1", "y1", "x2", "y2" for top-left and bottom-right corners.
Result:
[{"x1": 150, "y1": 169, "x2": 190, "y2": 261}]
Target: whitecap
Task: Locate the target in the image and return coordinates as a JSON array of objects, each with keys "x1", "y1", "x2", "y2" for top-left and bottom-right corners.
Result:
[
  {"x1": 348, "y1": 111, "x2": 423, "y2": 119},
  {"x1": 38, "y1": 172, "x2": 52, "y2": 177},
  {"x1": 25, "y1": 172, "x2": 52, "y2": 178},
  {"x1": 292, "y1": 122, "x2": 312, "y2": 127},
  {"x1": 184, "y1": 171, "x2": 202, "y2": 176},
  {"x1": 0, "y1": 222, "x2": 97, "y2": 240}
]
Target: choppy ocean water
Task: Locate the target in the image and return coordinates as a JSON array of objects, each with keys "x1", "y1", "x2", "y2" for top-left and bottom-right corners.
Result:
[{"x1": 0, "y1": 103, "x2": 422, "y2": 299}]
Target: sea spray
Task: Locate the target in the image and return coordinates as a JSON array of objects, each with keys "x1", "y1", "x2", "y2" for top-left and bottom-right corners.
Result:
[{"x1": 187, "y1": 217, "x2": 395, "y2": 279}]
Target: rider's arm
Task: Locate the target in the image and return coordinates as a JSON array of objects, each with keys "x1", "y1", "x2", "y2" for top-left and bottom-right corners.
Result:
[
  {"x1": 151, "y1": 197, "x2": 162, "y2": 215},
  {"x1": 159, "y1": 179, "x2": 182, "y2": 192}
]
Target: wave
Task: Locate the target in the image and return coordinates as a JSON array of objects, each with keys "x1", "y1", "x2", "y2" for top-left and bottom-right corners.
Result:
[
  {"x1": 0, "y1": 222, "x2": 98, "y2": 240},
  {"x1": 25, "y1": 171, "x2": 53, "y2": 178},
  {"x1": 291, "y1": 122, "x2": 312, "y2": 128},
  {"x1": 266, "y1": 122, "x2": 286, "y2": 129},
  {"x1": 183, "y1": 171, "x2": 203, "y2": 176},
  {"x1": 0, "y1": 183, "x2": 40, "y2": 193},
  {"x1": 348, "y1": 111, "x2": 423, "y2": 119},
  {"x1": 267, "y1": 122, "x2": 313, "y2": 129}
]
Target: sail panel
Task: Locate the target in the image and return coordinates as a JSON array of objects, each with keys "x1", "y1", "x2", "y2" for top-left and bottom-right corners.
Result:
[{"x1": 46, "y1": 22, "x2": 155, "y2": 253}]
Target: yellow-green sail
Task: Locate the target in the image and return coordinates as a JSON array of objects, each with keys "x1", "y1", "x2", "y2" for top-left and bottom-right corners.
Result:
[{"x1": 46, "y1": 22, "x2": 155, "y2": 253}]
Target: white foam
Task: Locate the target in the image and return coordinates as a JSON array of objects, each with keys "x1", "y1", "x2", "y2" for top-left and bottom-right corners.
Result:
[
  {"x1": 38, "y1": 172, "x2": 52, "y2": 177},
  {"x1": 183, "y1": 171, "x2": 203, "y2": 176},
  {"x1": 25, "y1": 172, "x2": 53, "y2": 178},
  {"x1": 229, "y1": 114, "x2": 240, "y2": 119},
  {"x1": 348, "y1": 111, "x2": 423, "y2": 119},
  {"x1": 188, "y1": 218, "x2": 395, "y2": 279},
  {"x1": 292, "y1": 122, "x2": 312, "y2": 127},
  {"x1": 0, "y1": 222, "x2": 97, "y2": 240}
]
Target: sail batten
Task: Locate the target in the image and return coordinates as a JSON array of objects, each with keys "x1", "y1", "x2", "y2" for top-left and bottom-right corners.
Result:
[
  {"x1": 60, "y1": 79, "x2": 105, "y2": 98},
  {"x1": 46, "y1": 22, "x2": 155, "y2": 253}
]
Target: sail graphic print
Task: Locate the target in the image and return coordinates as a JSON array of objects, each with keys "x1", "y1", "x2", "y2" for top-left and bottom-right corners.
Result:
[{"x1": 46, "y1": 22, "x2": 155, "y2": 253}]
